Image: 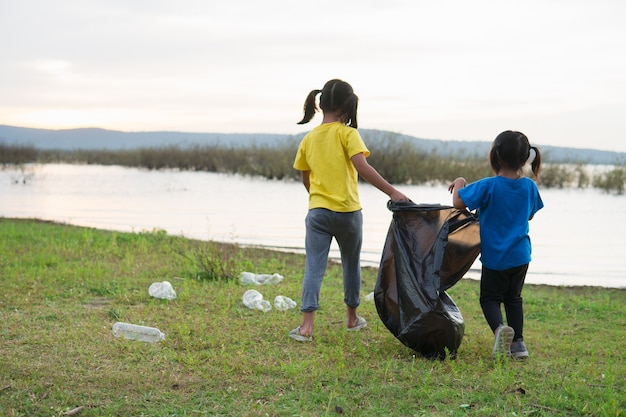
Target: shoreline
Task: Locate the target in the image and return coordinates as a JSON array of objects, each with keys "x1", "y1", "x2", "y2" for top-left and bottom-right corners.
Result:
[{"x1": 5, "y1": 216, "x2": 625, "y2": 291}]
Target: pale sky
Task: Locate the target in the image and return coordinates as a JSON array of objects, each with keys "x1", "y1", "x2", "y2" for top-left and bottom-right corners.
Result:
[{"x1": 2, "y1": 0, "x2": 626, "y2": 152}]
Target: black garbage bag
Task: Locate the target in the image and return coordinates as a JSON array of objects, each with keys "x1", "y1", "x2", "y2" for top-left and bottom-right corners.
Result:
[{"x1": 374, "y1": 201, "x2": 480, "y2": 359}]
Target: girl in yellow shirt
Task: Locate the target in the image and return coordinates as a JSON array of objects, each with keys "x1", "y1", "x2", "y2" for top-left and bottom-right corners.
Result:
[{"x1": 290, "y1": 79, "x2": 409, "y2": 342}]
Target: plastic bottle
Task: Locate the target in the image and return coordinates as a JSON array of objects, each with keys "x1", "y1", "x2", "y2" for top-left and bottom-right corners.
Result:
[
  {"x1": 112, "y1": 322, "x2": 166, "y2": 342},
  {"x1": 240, "y1": 272, "x2": 284, "y2": 285},
  {"x1": 148, "y1": 280, "x2": 177, "y2": 300},
  {"x1": 242, "y1": 290, "x2": 272, "y2": 312},
  {"x1": 273, "y1": 295, "x2": 297, "y2": 311}
]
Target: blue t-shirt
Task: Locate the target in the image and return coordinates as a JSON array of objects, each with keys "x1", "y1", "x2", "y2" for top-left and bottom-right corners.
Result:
[{"x1": 458, "y1": 176, "x2": 543, "y2": 270}]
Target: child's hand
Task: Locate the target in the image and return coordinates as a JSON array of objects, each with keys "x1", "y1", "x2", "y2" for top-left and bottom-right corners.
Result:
[
  {"x1": 449, "y1": 177, "x2": 468, "y2": 209},
  {"x1": 448, "y1": 177, "x2": 467, "y2": 193},
  {"x1": 389, "y1": 190, "x2": 409, "y2": 202}
]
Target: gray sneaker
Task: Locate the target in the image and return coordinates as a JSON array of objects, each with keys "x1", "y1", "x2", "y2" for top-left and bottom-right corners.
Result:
[
  {"x1": 510, "y1": 340, "x2": 529, "y2": 359},
  {"x1": 492, "y1": 325, "x2": 515, "y2": 358}
]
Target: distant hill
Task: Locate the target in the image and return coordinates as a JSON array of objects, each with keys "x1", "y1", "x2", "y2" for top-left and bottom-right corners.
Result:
[
  {"x1": 0, "y1": 125, "x2": 290, "y2": 150},
  {"x1": 1, "y1": 124, "x2": 624, "y2": 165}
]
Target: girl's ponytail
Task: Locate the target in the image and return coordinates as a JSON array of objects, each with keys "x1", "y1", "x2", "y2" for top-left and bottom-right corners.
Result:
[
  {"x1": 297, "y1": 89, "x2": 322, "y2": 125},
  {"x1": 343, "y1": 94, "x2": 358, "y2": 128},
  {"x1": 529, "y1": 146, "x2": 542, "y2": 179}
]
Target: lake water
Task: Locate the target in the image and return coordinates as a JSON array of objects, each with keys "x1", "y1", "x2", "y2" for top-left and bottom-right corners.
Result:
[{"x1": 1, "y1": 163, "x2": 624, "y2": 289}]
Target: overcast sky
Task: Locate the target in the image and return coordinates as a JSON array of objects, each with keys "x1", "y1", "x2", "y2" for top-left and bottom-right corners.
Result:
[{"x1": 2, "y1": 0, "x2": 626, "y2": 152}]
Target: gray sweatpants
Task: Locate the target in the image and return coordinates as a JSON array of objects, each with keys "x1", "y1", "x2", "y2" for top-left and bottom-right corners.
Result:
[{"x1": 300, "y1": 208, "x2": 363, "y2": 312}]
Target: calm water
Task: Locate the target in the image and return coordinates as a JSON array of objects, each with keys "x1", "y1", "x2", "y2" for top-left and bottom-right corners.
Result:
[{"x1": 2, "y1": 163, "x2": 624, "y2": 288}]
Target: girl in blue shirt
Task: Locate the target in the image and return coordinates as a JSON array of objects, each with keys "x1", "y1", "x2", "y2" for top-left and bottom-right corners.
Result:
[{"x1": 448, "y1": 130, "x2": 543, "y2": 359}]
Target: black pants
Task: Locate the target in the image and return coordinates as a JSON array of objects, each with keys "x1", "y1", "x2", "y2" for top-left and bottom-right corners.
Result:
[{"x1": 480, "y1": 264, "x2": 528, "y2": 342}]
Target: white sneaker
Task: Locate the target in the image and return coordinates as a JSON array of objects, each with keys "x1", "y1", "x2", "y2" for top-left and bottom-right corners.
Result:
[
  {"x1": 492, "y1": 325, "x2": 515, "y2": 358},
  {"x1": 347, "y1": 316, "x2": 367, "y2": 332},
  {"x1": 289, "y1": 326, "x2": 312, "y2": 342}
]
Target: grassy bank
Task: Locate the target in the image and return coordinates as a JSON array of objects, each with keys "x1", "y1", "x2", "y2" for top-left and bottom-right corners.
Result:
[{"x1": 0, "y1": 218, "x2": 624, "y2": 416}]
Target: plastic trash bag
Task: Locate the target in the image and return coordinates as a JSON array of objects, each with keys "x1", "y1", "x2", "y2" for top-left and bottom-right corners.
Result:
[
  {"x1": 148, "y1": 281, "x2": 177, "y2": 300},
  {"x1": 374, "y1": 201, "x2": 480, "y2": 359},
  {"x1": 240, "y1": 272, "x2": 284, "y2": 285}
]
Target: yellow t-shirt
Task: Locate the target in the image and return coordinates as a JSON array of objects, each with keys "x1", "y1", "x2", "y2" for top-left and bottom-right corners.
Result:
[{"x1": 293, "y1": 122, "x2": 370, "y2": 212}]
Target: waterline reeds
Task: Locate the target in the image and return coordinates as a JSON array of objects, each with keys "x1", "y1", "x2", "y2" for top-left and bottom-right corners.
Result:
[{"x1": 2, "y1": 137, "x2": 625, "y2": 193}]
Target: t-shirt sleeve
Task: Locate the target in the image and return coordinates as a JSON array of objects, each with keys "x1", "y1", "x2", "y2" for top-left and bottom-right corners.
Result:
[
  {"x1": 344, "y1": 128, "x2": 370, "y2": 159},
  {"x1": 457, "y1": 179, "x2": 488, "y2": 211},
  {"x1": 293, "y1": 139, "x2": 310, "y2": 171},
  {"x1": 530, "y1": 183, "x2": 544, "y2": 216}
]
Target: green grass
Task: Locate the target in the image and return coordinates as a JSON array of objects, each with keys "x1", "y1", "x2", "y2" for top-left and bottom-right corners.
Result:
[{"x1": 0, "y1": 218, "x2": 624, "y2": 416}]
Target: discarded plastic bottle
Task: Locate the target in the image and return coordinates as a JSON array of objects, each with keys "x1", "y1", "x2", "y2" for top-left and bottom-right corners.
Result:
[
  {"x1": 242, "y1": 290, "x2": 272, "y2": 312},
  {"x1": 274, "y1": 295, "x2": 297, "y2": 311},
  {"x1": 112, "y1": 322, "x2": 165, "y2": 342},
  {"x1": 148, "y1": 280, "x2": 177, "y2": 300},
  {"x1": 240, "y1": 272, "x2": 284, "y2": 285},
  {"x1": 254, "y1": 299, "x2": 272, "y2": 312}
]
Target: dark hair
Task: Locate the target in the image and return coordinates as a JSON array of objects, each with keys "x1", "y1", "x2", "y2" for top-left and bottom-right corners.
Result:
[
  {"x1": 489, "y1": 130, "x2": 542, "y2": 179},
  {"x1": 297, "y1": 79, "x2": 359, "y2": 128}
]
